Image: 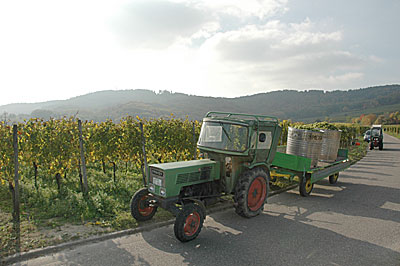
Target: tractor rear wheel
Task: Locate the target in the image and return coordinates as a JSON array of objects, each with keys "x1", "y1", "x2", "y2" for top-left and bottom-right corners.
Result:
[
  {"x1": 234, "y1": 168, "x2": 268, "y2": 218},
  {"x1": 379, "y1": 141, "x2": 383, "y2": 150},
  {"x1": 130, "y1": 188, "x2": 158, "y2": 221},
  {"x1": 174, "y1": 203, "x2": 204, "y2": 242}
]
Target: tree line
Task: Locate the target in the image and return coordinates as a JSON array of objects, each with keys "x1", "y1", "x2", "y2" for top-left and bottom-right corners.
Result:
[{"x1": 352, "y1": 111, "x2": 400, "y2": 125}]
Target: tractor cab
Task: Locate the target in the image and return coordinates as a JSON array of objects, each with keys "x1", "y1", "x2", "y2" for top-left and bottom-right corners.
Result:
[{"x1": 197, "y1": 112, "x2": 281, "y2": 193}]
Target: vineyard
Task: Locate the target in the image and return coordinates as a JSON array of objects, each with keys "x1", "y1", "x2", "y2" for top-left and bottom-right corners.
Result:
[
  {"x1": 1, "y1": 117, "x2": 369, "y2": 195},
  {"x1": 1, "y1": 116, "x2": 370, "y2": 257},
  {"x1": 384, "y1": 125, "x2": 400, "y2": 138}
]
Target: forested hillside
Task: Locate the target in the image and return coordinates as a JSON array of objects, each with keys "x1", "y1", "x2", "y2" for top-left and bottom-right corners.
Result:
[{"x1": 1, "y1": 85, "x2": 399, "y2": 122}]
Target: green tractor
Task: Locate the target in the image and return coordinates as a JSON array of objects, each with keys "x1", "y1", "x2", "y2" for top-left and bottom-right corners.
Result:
[
  {"x1": 130, "y1": 112, "x2": 282, "y2": 242},
  {"x1": 369, "y1": 125, "x2": 383, "y2": 150}
]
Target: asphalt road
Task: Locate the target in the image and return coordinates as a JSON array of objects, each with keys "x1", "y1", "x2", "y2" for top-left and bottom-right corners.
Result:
[{"x1": 13, "y1": 134, "x2": 400, "y2": 266}]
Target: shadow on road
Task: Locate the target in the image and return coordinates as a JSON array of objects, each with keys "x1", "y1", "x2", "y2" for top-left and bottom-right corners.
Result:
[
  {"x1": 355, "y1": 161, "x2": 397, "y2": 168},
  {"x1": 141, "y1": 174, "x2": 400, "y2": 265},
  {"x1": 13, "y1": 240, "x2": 148, "y2": 266},
  {"x1": 141, "y1": 206, "x2": 400, "y2": 266},
  {"x1": 272, "y1": 180, "x2": 400, "y2": 224},
  {"x1": 381, "y1": 147, "x2": 400, "y2": 152},
  {"x1": 344, "y1": 168, "x2": 392, "y2": 177}
]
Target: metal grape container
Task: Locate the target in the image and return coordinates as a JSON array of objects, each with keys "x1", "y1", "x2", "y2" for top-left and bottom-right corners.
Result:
[
  {"x1": 286, "y1": 127, "x2": 323, "y2": 168},
  {"x1": 319, "y1": 129, "x2": 341, "y2": 162}
]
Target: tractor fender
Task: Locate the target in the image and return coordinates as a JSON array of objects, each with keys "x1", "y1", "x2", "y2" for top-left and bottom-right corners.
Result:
[
  {"x1": 187, "y1": 199, "x2": 207, "y2": 219},
  {"x1": 243, "y1": 163, "x2": 271, "y2": 180}
]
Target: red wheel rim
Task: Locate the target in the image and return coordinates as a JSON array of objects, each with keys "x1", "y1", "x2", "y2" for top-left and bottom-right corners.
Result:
[
  {"x1": 184, "y1": 211, "x2": 200, "y2": 236},
  {"x1": 138, "y1": 195, "x2": 154, "y2": 216},
  {"x1": 247, "y1": 177, "x2": 267, "y2": 211}
]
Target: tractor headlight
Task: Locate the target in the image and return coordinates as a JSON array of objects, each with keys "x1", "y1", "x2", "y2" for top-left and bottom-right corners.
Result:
[
  {"x1": 160, "y1": 188, "x2": 166, "y2": 197},
  {"x1": 149, "y1": 184, "x2": 155, "y2": 193}
]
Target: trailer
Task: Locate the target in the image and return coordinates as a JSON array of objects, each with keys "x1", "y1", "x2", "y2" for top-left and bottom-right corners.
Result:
[{"x1": 271, "y1": 148, "x2": 351, "y2": 196}]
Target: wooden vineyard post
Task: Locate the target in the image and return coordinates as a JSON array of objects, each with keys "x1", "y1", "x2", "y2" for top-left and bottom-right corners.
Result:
[
  {"x1": 12, "y1": 125, "x2": 20, "y2": 224},
  {"x1": 140, "y1": 122, "x2": 148, "y2": 186},
  {"x1": 12, "y1": 124, "x2": 21, "y2": 251},
  {"x1": 78, "y1": 120, "x2": 88, "y2": 194},
  {"x1": 193, "y1": 122, "x2": 197, "y2": 160}
]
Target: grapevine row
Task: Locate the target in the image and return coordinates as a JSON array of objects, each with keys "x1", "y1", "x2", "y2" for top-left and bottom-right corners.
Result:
[
  {"x1": 0, "y1": 116, "x2": 199, "y2": 189},
  {"x1": 383, "y1": 125, "x2": 400, "y2": 136},
  {"x1": 0, "y1": 117, "x2": 368, "y2": 190}
]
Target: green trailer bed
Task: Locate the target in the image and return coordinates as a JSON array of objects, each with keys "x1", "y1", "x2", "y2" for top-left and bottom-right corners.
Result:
[{"x1": 270, "y1": 148, "x2": 351, "y2": 194}]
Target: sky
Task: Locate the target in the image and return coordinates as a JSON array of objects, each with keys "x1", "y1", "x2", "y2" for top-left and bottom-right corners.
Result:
[{"x1": 0, "y1": 0, "x2": 399, "y2": 106}]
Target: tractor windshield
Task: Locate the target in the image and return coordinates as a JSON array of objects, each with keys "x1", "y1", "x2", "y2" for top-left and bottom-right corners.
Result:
[
  {"x1": 197, "y1": 121, "x2": 249, "y2": 152},
  {"x1": 371, "y1": 128, "x2": 381, "y2": 137}
]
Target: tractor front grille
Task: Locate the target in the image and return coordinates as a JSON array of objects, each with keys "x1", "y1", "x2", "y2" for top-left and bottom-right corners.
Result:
[
  {"x1": 176, "y1": 167, "x2": 212, "y2": 184},
  {"x1": 177, "y1": 173, "x2": 189, "y2": 184}
]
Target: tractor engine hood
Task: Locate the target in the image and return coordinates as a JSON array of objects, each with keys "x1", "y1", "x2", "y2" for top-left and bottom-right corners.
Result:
[{"x1": 147, "y1": 159, "x2": 220, "y2": 198}]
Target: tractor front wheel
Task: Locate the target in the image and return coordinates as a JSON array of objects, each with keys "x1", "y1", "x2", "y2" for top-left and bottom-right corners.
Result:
[
  {"x1": 234, "y1": 168, "x2": 268, "y2": 218},
  {"x1": 174, "y1": 203, "x2": 205, "y2": 242},
  {"x1": 130, "y1": 188, "x2": 158, "y2": 222}
]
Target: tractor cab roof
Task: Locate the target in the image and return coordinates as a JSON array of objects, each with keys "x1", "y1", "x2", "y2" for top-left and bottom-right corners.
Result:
[{"x1": 204, "y1": 112, "x2": 279, "y2": 127}]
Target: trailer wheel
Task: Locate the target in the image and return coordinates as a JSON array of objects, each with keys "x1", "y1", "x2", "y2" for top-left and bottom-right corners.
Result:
[
  {"x1": 174, "y1": 203, "x2": 204, "y2": 242},
  {"x1": 130, "y1": 188, "x2": 158, "y2": 221},
  {"x1": 234, "y1": 168, "x2": 268, "y2": 218},
  {"x1": 329, "y1": 173, "x2": 339, "y2": 184},
  {"x1": 299, "y1": 176, "x2": 313, "y2": 197}
]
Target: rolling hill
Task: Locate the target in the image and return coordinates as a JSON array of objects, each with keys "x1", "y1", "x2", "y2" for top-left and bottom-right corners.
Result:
[{"x1": 1, "y1": 85, "x2": 399, "y2": 122}]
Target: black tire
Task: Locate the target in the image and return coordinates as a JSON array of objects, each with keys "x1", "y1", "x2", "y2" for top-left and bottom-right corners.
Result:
[
  {"x1": 299, "y1": 176, "x2": 313, "y2": 197},
  {"x1": 174, "y1": 203, "x2": 204, "y2": 242},
  {"x1": 329, "y1": 173, "x2": 339, "y2": 184},
  {"x1": 234, "y1": 168, "x2": 268, "y2": 218},
  {"x1": 130, "y1": 188, "x2": 157, "y2": 221},
  {"x1": 370, "y1": 142, "x2": 374, "y2": 150},
  {"x1": 379, "y1": 141, "x2": 383, "y2": 150}
]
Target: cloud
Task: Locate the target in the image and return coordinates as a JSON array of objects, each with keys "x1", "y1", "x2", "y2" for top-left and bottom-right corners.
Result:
[
  {"x1": 109, "y1": 0, "x2": 290, "y2": 49},
  {"x1": 328, "y1": 72, "x2": 364, "y2": 82},
  {"x1": 103, "y1": 1, "x2": 392, "y2": 95},
  {"x1": 110, "y1": 0, "x2": 209, "y2": 49},
  {"x1": 209, "y1": 19, "x2": 342, "y2": 62},
  {"x1": 188, "y1": 0, "x2": 288, "y2": 19},
  {"x1": 190, "y1": 18, "x2": 378, "y2": 94}
]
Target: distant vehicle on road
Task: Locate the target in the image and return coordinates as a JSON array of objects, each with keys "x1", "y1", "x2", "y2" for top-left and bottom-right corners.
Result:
[
  {"x1": 369, "y1": 125, "x2": 383, "y2": 150},
  {"x1": 364, "y1": 129, "x2": 371, "y2": 142}
]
